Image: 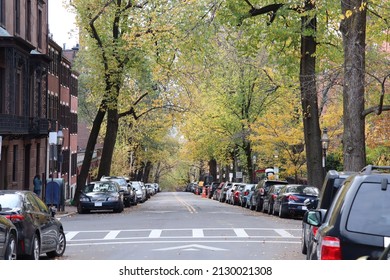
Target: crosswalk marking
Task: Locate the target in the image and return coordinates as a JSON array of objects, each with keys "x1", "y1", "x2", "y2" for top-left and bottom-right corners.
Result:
[
  {"x1": 192, "y1": 229, "x2": 204, "y2": 237},
  {"x1": 274, "y1": 229, "x2": 294, "y2": 238},
  {"x1": 234, "y1": 228, "x2": 249, "y2": 237},
  {"x1": 65, "y1": 231, "x2": 78, "y2": 240},
  {"x1": 65, "y1": 228, "x2": 300, "y2": 241},
  {"x1": 149, "y1": 229, "x2": 162, "y2": 238},
  {"x1": 104, "y1": 230, "x2": 120, "y2": 239}
]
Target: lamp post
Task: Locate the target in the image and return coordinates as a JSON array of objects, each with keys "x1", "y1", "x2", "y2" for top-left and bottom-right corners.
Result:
[{"x1": 321, "y1": 128, "x2": 330, "y2": 176}]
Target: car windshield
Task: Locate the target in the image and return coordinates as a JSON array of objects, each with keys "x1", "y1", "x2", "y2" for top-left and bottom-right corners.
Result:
[
  {"x1": 106, "y1": 178, "x2": 126, "y2": 186},
  {"x1": 83, "y1": 183, "x2": 117, "y2": 193},
  {"x1": 347, "y1": 182, "x2": 390, "y2": 236}
]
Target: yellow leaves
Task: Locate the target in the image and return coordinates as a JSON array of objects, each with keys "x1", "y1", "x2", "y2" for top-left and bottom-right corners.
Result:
[
  {"x1": 359, "y1": 2, "x2": 368, "y2": 12},
  {"x1": 345, "y1": 10, "x2": 353, "y2": 19},
  {"x1": 340, "y1": 2, "x2": 367, "y2": 20}
]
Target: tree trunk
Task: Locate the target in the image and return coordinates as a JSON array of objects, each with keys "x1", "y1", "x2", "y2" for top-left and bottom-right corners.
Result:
[
  {"x1": 98, "y1": 108, "x2": 119, "y2": 178},
  {"x1": 340, "y1": 0, "x2": 367, "y2": 171},
  {"x1": 300, "y1": 1, "x2": 324, "y2": 188},
  {"x1": 75, "y1": 108, "x2": 106, "y2": 204},
  {"x1": 245, "y1": 2, "x2": 324, "y2": 188}
]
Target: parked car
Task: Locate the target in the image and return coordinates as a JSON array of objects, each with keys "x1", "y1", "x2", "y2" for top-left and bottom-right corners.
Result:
[
  {"x1": 212, "y1": 182, "x2": 225, "y2": 201},
  {"x1": 301, "y1": 170, "x2": 356, "y2": 256},
  {"x1": 101, "y1": 176, "x2": 136, "y2": 207},
  {"x1": 225, "y1": 182, "x2": 238, "y2": 204},
  {"x1": 273, "y1": 184, "x2": 319, "y2": 218},
  {"x1": 262, "y1": 184, "x2": 285, "y2": 214},
  {"x1": 0, "y1": 190, "x2": 66, "y2": 260},
  {"x1": 239, "y1": 183, "x2": 256, "y2": 207},
  {"x1": 304, "y1": 165, "x2": 390, "y2": 260},
  {"x1": 219, "y1": 182, "x2": 232, "y2": 202},
  {"x1": 131, "y1": 181, "x2": 147, "y2": 203},
  {"x1": 0, "y1": 214, "x2": 17, "y2": 260},
  {"x1": 207, "y1": 182, "x2": 220, "y2": 199},
  {"x1": 145, "y1": 183, "x2": 155, "y2": 198},
  {"x1": 251, "y1": 179, "x2": 288, "y2": 211},
  {"x1": 78, "y1": 181, "x2": 125, "y2": 214},
  {"x1": 228, "y1": 183, "x2": 246, "y2": 205},
  {"x1": 245, "y1": 185, "x2": 257, "y2": 210}
]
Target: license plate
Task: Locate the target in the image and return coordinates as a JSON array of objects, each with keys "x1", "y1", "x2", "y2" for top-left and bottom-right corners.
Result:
[
  {"x1": 94, "y1": 202, "x2": 102, "y2": 207},
  {"x1": 301, "y1": 206, "x2": 307, "y2": 210}
]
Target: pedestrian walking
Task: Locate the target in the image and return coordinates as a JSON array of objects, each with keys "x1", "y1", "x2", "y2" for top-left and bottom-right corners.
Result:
[{"x1": 33, "y1": 174, "x2": 42, "y2": 197}]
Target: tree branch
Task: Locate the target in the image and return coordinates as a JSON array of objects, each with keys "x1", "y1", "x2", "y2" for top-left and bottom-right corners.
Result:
[{"x1": 362, "y1": 105, "x2": 390, "y2": 118}]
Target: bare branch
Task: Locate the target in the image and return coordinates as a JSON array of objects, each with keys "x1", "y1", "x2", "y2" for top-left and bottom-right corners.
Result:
[{"x1": 362, "y1": 105, "x2": 390, "y2": 118}]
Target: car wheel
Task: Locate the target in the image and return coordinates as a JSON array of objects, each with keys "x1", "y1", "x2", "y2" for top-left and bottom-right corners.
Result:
[
  {"x1": 301, "y1": 227, "x2": 307, "y2": 254},
  {"x1": 77, "y1": 203, "x2": 86, "y2": 214},
  {"x1": 262, "y1": 202, "x2": 267, "y2": 213},
  {"x1": 5, "y1": 232, "x2": 17, "y2": 260},
  {"x1": 272, "y1": 203, "x2": 278, "y2": 215},
  {"x1": 47, "y1": 230, "x2": 66, "y2": 258},
  {"x1": 279, "y1": 204, "x2": 287, "y2": 218},
  {"x1": 28, "y1": 234, "x2": 40, "y2": 260},
  {"x1": 268, "y1": 204, "x2": 273, "y2": 215},
  {"x1": 114, "y1": 203, "x2": 124, "y2": 213}
]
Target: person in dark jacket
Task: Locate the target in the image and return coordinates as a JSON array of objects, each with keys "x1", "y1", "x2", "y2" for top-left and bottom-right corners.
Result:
[{"x1": 33, "y1": 174, "x2": 42, "y2": 196}]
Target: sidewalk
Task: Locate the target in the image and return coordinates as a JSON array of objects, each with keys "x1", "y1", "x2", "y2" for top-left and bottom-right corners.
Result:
[{"x1": 55, "y1": 203, "x2": 78, "y2": 218}]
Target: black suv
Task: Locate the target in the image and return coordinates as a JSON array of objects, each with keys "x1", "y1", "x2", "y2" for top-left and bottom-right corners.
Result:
[
  {"x1": 101, "y1": 176, "x2": 136, "y2": 207},
  {"x1": 304, "y1": 165, "x2": 390, "y2": 260},
  {"x1": 251, "y1": 179, "x2": 288, "y2": 212},
  {"x1": 301, "y1": 170, "x2": 356, "y2": 256}
]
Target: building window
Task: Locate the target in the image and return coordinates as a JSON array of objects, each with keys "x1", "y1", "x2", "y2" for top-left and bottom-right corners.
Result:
[
  {"x1": 36, "y1": 143, "x2": 40, "y2": 176},
  {"x1": 12, "y1": 145, "x2": 18, "y2": 182},
  {"x1": 14, "y1": 0, "x2": 20, "y2": 35},
  {"x1": 15, "y1": 71, "x2": 23, "y2": 116},
  {"x1": 38, "y1": 9, "x2": 42, "y2": 49},
  {"x1": 0, "y1": 0, "x2": 5, "y2": 26},
  {"x1": 26, "y1": 0, "x2": 32, "y2": 41},
  {"x1": 0, "y1": 67, "x2": 4, "y2": 114}
]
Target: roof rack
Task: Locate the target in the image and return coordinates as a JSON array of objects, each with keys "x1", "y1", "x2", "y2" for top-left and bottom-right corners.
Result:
[{"x1": 360, "y1": 165, "x2": 390, "y2": 174}]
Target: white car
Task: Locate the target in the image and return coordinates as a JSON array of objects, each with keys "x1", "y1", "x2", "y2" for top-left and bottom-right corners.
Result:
[{"x1": 130, "y1": 181, "x2": 147, "y2": 203}]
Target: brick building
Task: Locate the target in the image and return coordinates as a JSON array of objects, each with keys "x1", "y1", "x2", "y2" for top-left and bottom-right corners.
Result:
[{"x1": 0, "y1": 0, "x2": 78, "y2": 201}]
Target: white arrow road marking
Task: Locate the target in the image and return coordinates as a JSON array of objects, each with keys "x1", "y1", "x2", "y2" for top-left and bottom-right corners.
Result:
[{"x1": 153, "y1": 244, "x2": 228, "y2": 252}]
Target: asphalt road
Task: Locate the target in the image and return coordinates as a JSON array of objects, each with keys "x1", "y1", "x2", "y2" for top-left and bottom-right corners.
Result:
[{"x1": 58, "y1": 191, "x2": 306, "y2": 260}]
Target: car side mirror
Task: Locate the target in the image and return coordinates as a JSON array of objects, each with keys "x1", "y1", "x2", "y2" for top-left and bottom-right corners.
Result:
[{"x1": 304, "y1": 211, "x2": 322, "y2": 226}]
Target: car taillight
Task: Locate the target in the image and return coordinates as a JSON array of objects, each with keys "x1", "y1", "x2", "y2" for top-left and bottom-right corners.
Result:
[
  {"x1": 319, "y1": 236, "x2": 341, "y2": 260},
  {"x1": 312, "y1": 226, "x2": 318, "y2": 236},
  {"x1": 6, "y1": 214, "x2": 25, "y2": 222},
  {"x1": 287, "y1": 195, "x2": 299, "y2": 201}
]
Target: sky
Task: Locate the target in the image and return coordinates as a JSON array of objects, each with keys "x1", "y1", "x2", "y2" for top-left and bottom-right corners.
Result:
[{"x1": 48, "y1": 0, "x2": 78, "y2": 49}]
